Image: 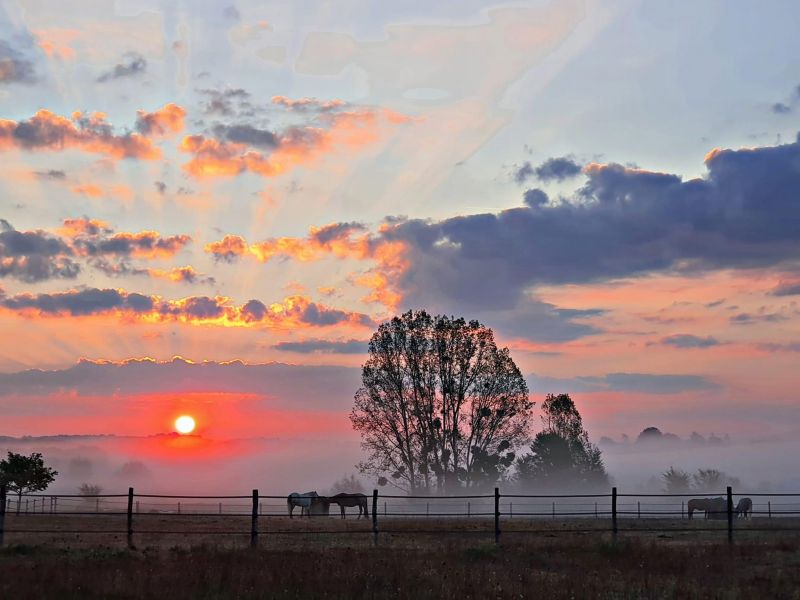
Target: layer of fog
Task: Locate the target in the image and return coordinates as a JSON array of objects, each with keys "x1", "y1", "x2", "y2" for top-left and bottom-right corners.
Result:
[{"x1": 3, "y1": 432, "x2": 800, "y2": 498}]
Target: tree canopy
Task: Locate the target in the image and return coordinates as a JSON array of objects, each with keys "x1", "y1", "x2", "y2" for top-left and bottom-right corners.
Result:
[
  {"x1": 350, "y1": 310, "x2": 532, "y2": 492},
  {"x1": 515, "y1": 394, "x2": 609, "y2": 491},
  {"x1": 0, "y1": 451, "x2": 58, "y2": 513}
]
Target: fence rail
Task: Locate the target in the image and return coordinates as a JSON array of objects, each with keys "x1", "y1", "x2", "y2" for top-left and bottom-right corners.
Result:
[{"x1": 1, "y1": 484, "x2": 799, "y2": 548}]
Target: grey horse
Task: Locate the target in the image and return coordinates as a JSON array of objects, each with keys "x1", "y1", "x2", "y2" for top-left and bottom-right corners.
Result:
[{"x1": 287, "y1": 491, "x2": 318, "y2": 518}]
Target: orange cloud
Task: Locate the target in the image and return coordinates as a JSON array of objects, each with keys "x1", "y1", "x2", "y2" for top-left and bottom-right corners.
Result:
[
  {"x1": 205, "y1": 222, "x2": 409, "y2": 312},
  {"x1": 135, "y1": 103, "x2": 187, "y2": 136},
  {"x1": 180, "y1": 107, "x2": 408, "y2": 178},
  {"x1": 59, "y1": 218, "x2": 112, "y2": 237},
  {"x1": 0, "y1": 288, "x2": 373, "y2": 330},
  {"x1": 0, "y1": 110, "x2": 160, "y2": 159},
  {"x1": 58, "y1": 217, "x2": 192, "y2": 261},
  {"x1": 271, "y1": 95, "x2": 347, "y2": 111},
  {"x1": 34, "y1": 29, "x2": 80, "y2": 61},
  {"x1": 148, "y1": 266, "x2": 214, "y2": 285},
  {"x1": 204, "y1": 235, "x2": 249, "y2": 261}
]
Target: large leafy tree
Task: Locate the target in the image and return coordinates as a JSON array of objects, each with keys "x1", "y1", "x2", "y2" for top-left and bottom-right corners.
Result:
[
  {"x1": 515, "y1": 394, "x2": 609, "y2": 490},
  {"x1": 350, "y1": 310, "x2": 532, "y2": 492},
  {"x1": 0, "y1": 452, "x2": 58, "y2": 514}
]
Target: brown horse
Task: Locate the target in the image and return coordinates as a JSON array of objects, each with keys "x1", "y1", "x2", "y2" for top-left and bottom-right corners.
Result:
[
  {"x1": 687, "y1": 497, "x2": 727, "y2": 520},
  {"x1": 736, "y1": 497, "x2": 753, "y2": 519},
  {"x1": 329, "y1": 493, "x2": 369, "y2": 519}
]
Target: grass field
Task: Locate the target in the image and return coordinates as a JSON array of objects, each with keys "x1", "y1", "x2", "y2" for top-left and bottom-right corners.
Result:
[{"x1": 2, "y1": 516, "x2": 800, "y2": 598}]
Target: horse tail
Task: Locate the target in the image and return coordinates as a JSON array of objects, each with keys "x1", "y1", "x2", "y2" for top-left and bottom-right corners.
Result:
[
  {"x1": 363, "y1": 497, "x2": 369, "y2": 518},
  {"x1": 287, "y1": 495, "x2": 294, "y2": 518}
]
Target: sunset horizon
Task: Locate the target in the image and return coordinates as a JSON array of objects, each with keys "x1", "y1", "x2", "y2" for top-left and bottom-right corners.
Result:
[{"x1": 1, "y1": 3, "x2": 800, "y2": 596}]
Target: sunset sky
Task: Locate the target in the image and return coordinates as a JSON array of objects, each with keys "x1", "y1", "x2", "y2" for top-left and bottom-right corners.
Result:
[{"x1": 1, "y1": 0, "x2": 799, "y2": 463}]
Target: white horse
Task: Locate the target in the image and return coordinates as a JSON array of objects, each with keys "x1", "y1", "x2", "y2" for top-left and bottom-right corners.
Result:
[{"x1": 287, "y1": 491, "x2": 318, "y2": 518}]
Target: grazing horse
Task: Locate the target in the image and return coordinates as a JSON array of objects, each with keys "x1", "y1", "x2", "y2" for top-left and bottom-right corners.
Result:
[
  {"x1": 287, "y1": 491, "x2": 318, "y2": 518},
  {"x1": 736, "y1": 497, "x2": 753, "y2": 519},
  {"x1": 329, "y1": 493, "x2": 369, "y2": 519},
  {"x1": 688, "y1": 497, "x2": 727, "y2": 520}
]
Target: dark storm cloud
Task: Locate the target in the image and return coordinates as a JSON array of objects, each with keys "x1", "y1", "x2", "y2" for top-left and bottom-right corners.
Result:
[
  {"x1": 96, "y1": 53, "x2": 147, "y2": 82},
  {"x1": 660, "y1": 334, "x2": 720, "y2": 348},
  {"x1": 0, "y1": 288, "x2": 153, "y2": 316},
  {"x1": 273, "y1": 339, "x2": 367, "y2": 354},
  {"x1": 310, "y1": 222, "x2": 366, "y2": 245},
  {"x1": 522, "y1": 188, "x2": 548, "y2": 208},
  {"x1": 382, "y1": 134, "x2": 800, "y2": 312},
  {"x1": 74, "y1": 232, "x2": 191, "y2": 258},
  {"x1": 241, "y1": 299, "x2": 267, "y2": 322},
  {"x1": 528, "y1": 372, "x2": 719, "y2": 395},
  {"x1": 533, "y1": 156, "x2": 583, "y2": 182},
  {"x1": 512, "y1": 156, "x2": 582, "y2": 184},
  {"x1": 512, "y1": 161, "x2": 534, "y2": 184},
  {"x1": 730, "y1": 312, "x2": 787, "y2": 325},
  {"x1": 0, "y1": 358, "x2": 361, "y2": 411},
  {"x1": 211, "y1": 123, "x2": 278, "y2": 148},
  {"x1": 0, "y1": 40, "x2": 36, "y2": 84},
  {"x1": 0, "y1": 220, "x2": 79, "y2": 282},
  {"x1": 299, "y1": 302, "x2": 373, "y2": 327},
  {"x1": 771, "y1": 280, "x2": 800, "y2": 296}
]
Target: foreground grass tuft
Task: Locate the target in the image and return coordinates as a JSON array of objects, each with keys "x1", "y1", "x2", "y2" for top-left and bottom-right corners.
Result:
[{"x1": 1, "y1": 536, "x2": 799, "y2": 599}]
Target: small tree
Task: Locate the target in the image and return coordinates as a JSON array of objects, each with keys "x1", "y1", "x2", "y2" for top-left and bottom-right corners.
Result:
[
  {"x1": 515, "y1": 394, "x2": 609, "y2": 491},
  {"x1": 0, "y1": 452, "x2": 58, "y2": 514},
  {"x1": 692, "y1": 468, "x2": 740, "y2": 492},
  {"x1": 661, "y1": 467, "x2": 691, "y2": 493},
  {"x1": 330, "y1": 474, "x2": 365, "y2": 495}
]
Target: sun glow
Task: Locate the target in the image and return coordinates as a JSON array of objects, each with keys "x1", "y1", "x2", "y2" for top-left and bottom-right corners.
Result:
[{"x1": 174, "y1": 415, "x2": 196, "y2": 434}]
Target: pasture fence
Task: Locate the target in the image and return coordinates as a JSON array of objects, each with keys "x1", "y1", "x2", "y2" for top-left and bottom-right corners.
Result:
[{"x1": 1, "y1": 484, "x2": 799, "y2": 548}]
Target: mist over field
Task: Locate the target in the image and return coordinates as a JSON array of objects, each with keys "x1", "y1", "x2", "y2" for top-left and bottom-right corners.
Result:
[{"x1": 4, "y1": 428, "x2": 798, "y2": 496}]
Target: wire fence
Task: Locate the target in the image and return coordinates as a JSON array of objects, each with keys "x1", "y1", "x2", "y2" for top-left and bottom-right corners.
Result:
[{"x1": 1, "y1": 485, "x2": 799, "y2": 547}]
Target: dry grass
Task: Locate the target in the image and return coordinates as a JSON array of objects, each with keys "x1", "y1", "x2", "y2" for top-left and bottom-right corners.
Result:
[{"x1": 1, "y1": 515, "x2": 800, "y2": 598}]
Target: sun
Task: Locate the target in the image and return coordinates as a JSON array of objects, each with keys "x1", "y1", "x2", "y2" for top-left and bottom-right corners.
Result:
[{"x1": 174, "y1": 415, "x2": 196, "y2": 435}]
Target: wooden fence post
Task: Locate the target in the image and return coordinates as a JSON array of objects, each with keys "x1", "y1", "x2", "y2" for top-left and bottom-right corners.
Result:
[
  {"x1": 726, "y1": 486, "x2": 733, "y2": 544},
  {"x1": 127, "y1": 487, "x2": 134, "y2": 549},
  {"x1": 372, "y1": 490, "x2": 379, "y2": 546},
  {"x1": 611, "y1": 487, "x2": 618, "y2": 541},
  {"x1": 467, "y1": 502, "x2": 471, "y2": 517},
  {"x1": 595, "y1": 502, "x2": 598, "y2": 518},
  {"x1": 0, "y1": 484, "x2": 6, "y2": 547},
  {"x1": 510, "y1": 502, "x2": 513, "y2": 519},
  {"x1": 768, "y1": 501, "x2": 772, "y2": 519},
  {"x1": 251, "y1": 489, "x2": 259, "y2": 548},
  {"x1": 494, "y1": 487, "x2": 500, "y2": 544}
]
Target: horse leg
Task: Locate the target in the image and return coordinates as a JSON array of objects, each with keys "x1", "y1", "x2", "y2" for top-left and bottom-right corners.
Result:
[{"x1": 288, "y1": 503, "x2": 294, "y2": 519}]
